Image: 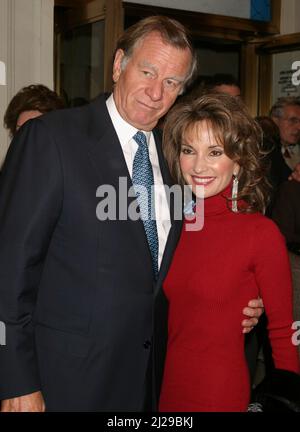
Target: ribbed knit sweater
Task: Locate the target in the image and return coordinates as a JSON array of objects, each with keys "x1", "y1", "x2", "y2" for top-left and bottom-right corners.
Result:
[{"x1": 159, "y1": 186, "x2": 300, "y2": 412}]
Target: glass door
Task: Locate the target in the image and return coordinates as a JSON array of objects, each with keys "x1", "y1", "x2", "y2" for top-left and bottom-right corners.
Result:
[
  {"x1": 59, "y1": 19, "x2": 105, "y2": 106},
  {"x1": 54, "y1": 0, "x2": 123, "y2": 106}
]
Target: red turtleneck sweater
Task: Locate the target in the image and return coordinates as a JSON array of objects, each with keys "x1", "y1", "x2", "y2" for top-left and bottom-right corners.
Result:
[{"x1": 159, "y1": 186, "x2": 300, "y2": 412}]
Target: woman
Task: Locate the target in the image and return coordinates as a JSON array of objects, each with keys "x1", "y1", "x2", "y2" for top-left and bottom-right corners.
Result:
[{"x1": 159, "y1": 94, "x2": 300, "y2": 412}]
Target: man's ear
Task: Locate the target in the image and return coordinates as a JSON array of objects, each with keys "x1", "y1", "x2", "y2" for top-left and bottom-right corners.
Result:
[{"x1": 112, "y1": 49, "x2": 125, "y2": 83}]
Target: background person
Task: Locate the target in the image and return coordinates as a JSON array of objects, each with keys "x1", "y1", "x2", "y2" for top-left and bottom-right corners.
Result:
[
  {"x1": 4, "y1": 84, "x2": 65, "y2": 138},
  {"x1": 270, "y1": 97, "x2": 300, "y2": 185},
  {"x1": 187, "y1": 73, "x2": 241, "y2": 99}
]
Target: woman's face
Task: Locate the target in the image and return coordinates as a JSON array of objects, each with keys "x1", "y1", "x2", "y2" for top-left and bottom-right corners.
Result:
[{"x1": 179, "y1": 120, "x2": 240, "y2": 198}]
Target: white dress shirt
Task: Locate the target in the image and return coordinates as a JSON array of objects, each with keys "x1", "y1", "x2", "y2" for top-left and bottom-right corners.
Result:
[{"x1": 106, "y1": 94, "x2": 171, "y2": 268}]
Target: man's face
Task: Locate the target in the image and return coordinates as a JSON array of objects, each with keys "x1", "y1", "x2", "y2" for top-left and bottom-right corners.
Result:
[
  {"x1": 273, "y1": 105, "x2": 300, "y2": 146},
  {"x1": 112, "y1": 32, "x2": 192, "y2": 131}
]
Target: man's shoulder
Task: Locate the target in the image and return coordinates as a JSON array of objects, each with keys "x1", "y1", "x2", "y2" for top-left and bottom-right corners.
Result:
[
  {"x1": 40, "y1": 94, "x2": 108, "y2": 130},
  {"x1": 238, "y1": 211, "x2": 281, "y2": 236}
]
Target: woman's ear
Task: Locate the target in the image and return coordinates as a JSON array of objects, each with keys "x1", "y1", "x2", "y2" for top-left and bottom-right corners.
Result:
[{"x1": 233, "y1": 163, "x2": 241, "y2": 177}]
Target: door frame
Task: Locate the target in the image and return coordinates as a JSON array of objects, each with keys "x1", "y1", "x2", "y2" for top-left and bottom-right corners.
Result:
[
  {"x1": 257, "y1": 33, "x2": 300, "y2": 115},
  {"x1": 54, "y1": 0, "x2": 123, "y2": 94},
  {"x1": 123, "y1": 1, "x2": 282, "y2": 116}
]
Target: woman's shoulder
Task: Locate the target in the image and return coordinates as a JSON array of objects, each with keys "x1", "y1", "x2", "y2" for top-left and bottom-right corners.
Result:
[{"x1": 238, "y1": 212, "x2": 283, "y2": 236}]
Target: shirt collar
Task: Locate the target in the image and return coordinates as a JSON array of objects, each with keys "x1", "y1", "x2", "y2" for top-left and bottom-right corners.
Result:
[{"x1": 106, "y1": 94, "x2": 151, "y2": 146}]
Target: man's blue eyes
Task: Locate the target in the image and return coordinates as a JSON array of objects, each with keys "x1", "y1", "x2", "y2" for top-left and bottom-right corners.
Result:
[{"x1": 141, "y1": 71, "x2": 178, "y2": 88}]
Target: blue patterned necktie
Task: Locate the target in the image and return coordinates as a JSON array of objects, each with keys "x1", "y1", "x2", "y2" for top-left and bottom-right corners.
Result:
[{"x1": 132, "y1": 131, "x2": 159, "y2": 278}]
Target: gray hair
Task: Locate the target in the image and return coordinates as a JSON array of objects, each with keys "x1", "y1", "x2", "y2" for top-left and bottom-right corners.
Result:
[
  {"x1": 270, "y1": 96, "x2": 300, "y2": 118},
  {"x1": 115, "y1": 15, "x2": 198, "y2": 94}
]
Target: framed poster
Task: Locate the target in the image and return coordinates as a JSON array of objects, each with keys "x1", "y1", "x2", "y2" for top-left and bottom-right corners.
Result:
[
  {"x1": 272, "y1": 50, "x2": 300, "y2": 101},
  {"x1": 258, "y1": 34, "x2": 300, "y2": 115}
]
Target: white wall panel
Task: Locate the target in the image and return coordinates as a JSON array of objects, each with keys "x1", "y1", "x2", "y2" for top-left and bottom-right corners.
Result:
[{"x1": 0, "y1": 0, "x2": 54, "y2": 166}]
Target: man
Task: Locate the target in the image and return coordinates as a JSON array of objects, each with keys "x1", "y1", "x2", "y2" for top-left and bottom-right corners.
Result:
[
  {"x1": 0, "y1": 16, "x2": 262, "y2": 412},
  {"x1": 270, "y1": 97, "x2": 300, "y2": 186},
  {"x1": 4, "y1": 84, "x2": 65, "y2": 138}
]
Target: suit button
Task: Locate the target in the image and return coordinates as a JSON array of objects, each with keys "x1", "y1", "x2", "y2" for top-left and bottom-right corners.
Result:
[{"x1": 144, "y1": 340, "x2": 151, "y2": 349}]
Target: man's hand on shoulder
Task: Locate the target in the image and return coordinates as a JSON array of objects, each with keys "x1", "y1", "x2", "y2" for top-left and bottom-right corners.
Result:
[
  {"x1": 289, "y1": 163, "x2": 300, "y2": 182},
  {"x1": 1, "y1": 391, "x2": 45, "y2": 412},
  {"x1": 242, "y1": 298, "x2": 264, "y2": 334}
]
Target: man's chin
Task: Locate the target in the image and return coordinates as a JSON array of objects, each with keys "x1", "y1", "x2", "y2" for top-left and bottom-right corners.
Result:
[{"x1": 133, "y1": 119, "x2": 158, "y2": 131}]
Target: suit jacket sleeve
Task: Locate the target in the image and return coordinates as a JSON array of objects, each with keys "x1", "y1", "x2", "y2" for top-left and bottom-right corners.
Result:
[
  {"x1": 272, "y1": 181, "x2": 300, "y2": 244},
  {"x1": 0, "y1": 119, "x2": 63, "y2": 399}
]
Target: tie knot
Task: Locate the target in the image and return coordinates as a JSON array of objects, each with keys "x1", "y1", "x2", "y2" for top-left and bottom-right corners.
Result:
[{"x1": 133, "y1": 131, "x2": 148, "y2": 148}]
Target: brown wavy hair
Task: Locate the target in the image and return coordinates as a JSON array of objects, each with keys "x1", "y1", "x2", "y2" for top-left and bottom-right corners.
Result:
[
  {"x1": 4, "y1": 84, "x2": 65, "y2": 137},
  {"x1": 163, "y1": 93, "x2": 271, "y2": 213}
]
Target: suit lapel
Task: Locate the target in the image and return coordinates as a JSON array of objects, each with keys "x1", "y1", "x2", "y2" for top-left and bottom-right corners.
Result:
[
  {"x1": 155, "y1": 218, "x2": 183, "y2": 295},
  {"x1": 153, "y1": 128, "x2": 175, "y2": 224},
  {"x1": 86, "y1": 94, "x2": 129, "y2": 184},
  {"x1": 85, "y1": 96, "x2": 184, "y2": 285},
  {"x1": 86, "y1": 95, "x2": 153, "y2": 271},
  {"x1": 152, "y1": 128, "x2": 184, "y2": 294}
]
